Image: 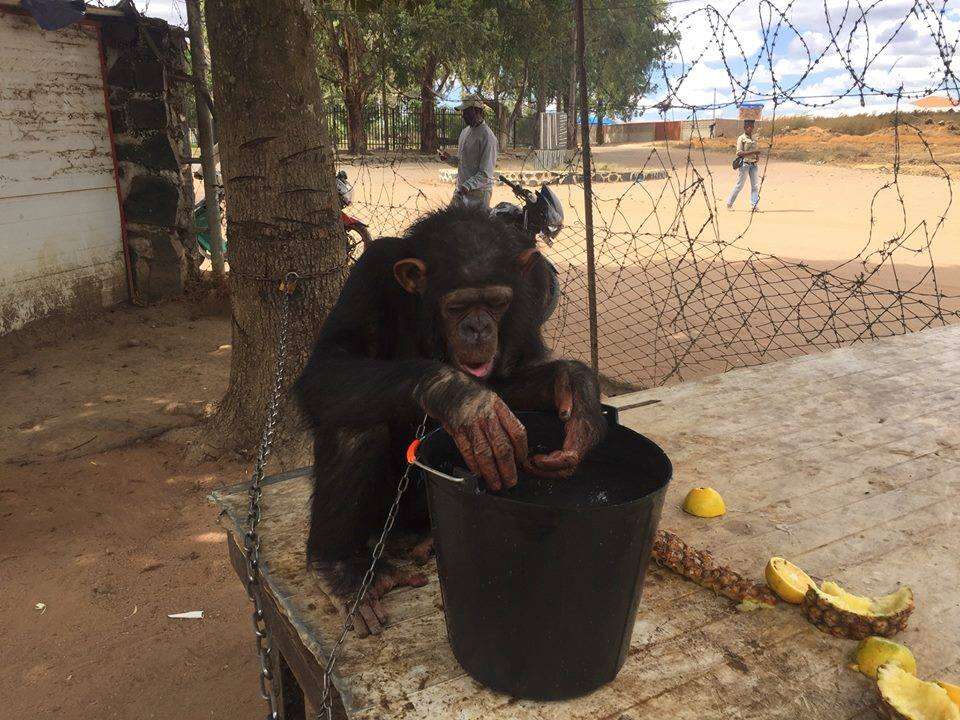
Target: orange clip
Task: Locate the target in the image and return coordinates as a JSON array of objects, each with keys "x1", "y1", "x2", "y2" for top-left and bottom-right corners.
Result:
[
  {"x1": 406, "y1": 438, "x2": 421, "y2": 465},
  {"x1": 279, "y1": 272, "x2": 299, "y2": 295}
]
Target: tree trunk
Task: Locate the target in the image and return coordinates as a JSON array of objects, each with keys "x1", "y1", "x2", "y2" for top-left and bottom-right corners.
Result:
[
  {"x1": 419, "y1": 53, "x2": 438, "y2": 153},
  {"x1": 186, "y1": 0, "x2": 225, "y2": 280},
  {"x1": 566, "y1": 16, "x2": 578, "y2": 150},
  {"x1": 595, "y1": 102, "x2": 605, "y2": 146},
  {"x1": 344, "y1": 86, "x2": 367, "y2": 155},
  {"x1": 204, "y1": 0, "x2": 346, "y2": 464}
]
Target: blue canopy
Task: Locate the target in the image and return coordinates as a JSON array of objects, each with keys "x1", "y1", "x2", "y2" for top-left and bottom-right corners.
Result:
[{"x1": 587, "y1": 114, "x2": 615, "y2": 126}]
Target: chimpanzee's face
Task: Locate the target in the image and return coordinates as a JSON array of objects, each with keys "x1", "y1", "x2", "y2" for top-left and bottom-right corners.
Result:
[{"x1": 438, "y1": 285, "x2": 513, "y2": 379}]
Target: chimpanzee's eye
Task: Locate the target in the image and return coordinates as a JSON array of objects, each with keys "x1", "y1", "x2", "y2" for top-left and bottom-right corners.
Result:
[
  {"x1": 447, "y1": 304, "x2": 467, "y2": 316},
  {"x1": 489, "y1": 299, "x2": 510, "y2": 313}
]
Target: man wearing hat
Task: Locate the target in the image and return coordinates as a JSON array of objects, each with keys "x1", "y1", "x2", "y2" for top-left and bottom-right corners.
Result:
[{"x1": 438, "y1": 94, "x2": 498, "y2": 208}]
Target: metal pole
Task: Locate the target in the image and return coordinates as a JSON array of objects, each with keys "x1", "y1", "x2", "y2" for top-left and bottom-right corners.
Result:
[
  {"x1": 575, "y1": 0, "x2": 599, "y2": 377},
  {"x1": 187, "y1": 0, "x2": 225, "y2": 279}
]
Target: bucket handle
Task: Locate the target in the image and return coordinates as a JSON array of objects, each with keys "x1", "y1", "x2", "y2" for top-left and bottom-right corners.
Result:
[
  {"x1": 407, "y1": 405, "x2": 620, "y2": 483},
  {"x1": 406, "y1": 438, "x2": 467, "y2": 483},
  {"x1": 601, "y1": 403, "x2": 620, "y2": 427}
]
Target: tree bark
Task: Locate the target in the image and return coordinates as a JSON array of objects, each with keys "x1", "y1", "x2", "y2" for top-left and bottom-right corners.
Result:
[
  {"x1": 419, "y1": 53, "x2": 438, "y2": 153},
  {"x1": 344, "y1": 86, "x2": 368, "y2": 155},
  {"x1": 595, "y1": 101, "x2": 605, "y2": 146},
  {"x1": 566, "y1": 18, "x2": 578, "y2": 150},
  {"x1": 186, "y1": 0, "x2": 224, "y2": 280},
  {"x1": 204, "y1": 0, "x2": 346, "y2": 463}
]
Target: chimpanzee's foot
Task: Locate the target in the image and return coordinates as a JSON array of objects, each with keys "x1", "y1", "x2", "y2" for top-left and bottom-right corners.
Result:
[
  {"x1": 409, "y1": 535, "x2": 435, "y2": 566},
  {"x1": 313, "y1": 558, "x2": 427, "y2": 637}
]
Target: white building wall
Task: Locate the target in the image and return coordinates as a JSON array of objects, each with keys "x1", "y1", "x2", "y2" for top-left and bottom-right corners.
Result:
[{"x1": 0, "y1": 11, "x2": 125, "y2": 334}]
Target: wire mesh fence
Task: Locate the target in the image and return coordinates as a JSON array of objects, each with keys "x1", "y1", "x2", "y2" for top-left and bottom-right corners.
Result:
[
  {"x1": 323, "y1": 102, "x2": 540, "y2": 153},
  {"x1": 333, "y1": 0, "x2": 959, "y2": 392}
]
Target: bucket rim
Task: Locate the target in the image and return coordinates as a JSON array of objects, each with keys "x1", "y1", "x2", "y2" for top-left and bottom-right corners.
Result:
[{"x1": 410, "y1": 418, "x2": 673, "y2": 512}]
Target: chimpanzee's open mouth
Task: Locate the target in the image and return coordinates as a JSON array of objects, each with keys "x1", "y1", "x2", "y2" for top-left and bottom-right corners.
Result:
[{"x1": 458, "y1": 358, "x2": 495, "y2": 379}]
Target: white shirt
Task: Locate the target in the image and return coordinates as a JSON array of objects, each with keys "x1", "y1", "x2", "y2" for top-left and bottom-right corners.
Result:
[
  {"x1": 736, "y1": 133, "x2": 759, "y2": 164},
  {"x1": 456, "y1": 122, "x2": 498, "y2": 191}
]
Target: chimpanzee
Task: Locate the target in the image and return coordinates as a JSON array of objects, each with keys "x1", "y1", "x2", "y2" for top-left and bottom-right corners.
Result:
[{"x1": 294, "y1": 205, "x2": 605, "y2": 635}]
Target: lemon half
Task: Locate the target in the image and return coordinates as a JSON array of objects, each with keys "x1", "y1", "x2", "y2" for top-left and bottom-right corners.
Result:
[
  {"x1": 852, "y1": 637, "x2": 917, "y2": 679},
  {"x1": 764, "y1": 556, "x2": 814, "y2": 604},
  {"x1": 682, "y1": 487, "x2": 726, "y2": 518}
]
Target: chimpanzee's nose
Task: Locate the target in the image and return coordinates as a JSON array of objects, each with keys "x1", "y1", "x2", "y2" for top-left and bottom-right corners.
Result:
[{"x1": 459, "y1": 312, "x2": 494, "y2": 344}]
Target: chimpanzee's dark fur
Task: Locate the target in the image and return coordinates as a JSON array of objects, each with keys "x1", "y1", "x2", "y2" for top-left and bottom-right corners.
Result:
[{"x1": 294, "y1": 205, "x2": 603, "y2": 567}]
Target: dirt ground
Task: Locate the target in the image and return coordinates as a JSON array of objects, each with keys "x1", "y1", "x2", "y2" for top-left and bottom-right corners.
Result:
[
  {"x1": 0, "y1": 300, "x2": 261, "y2": 719},
  {"x1": 345, "y1": 147, "x2": 960, "y2": 386},
  {"x1": 679, "y1": 118, "x2": 960, "y2": 176}
]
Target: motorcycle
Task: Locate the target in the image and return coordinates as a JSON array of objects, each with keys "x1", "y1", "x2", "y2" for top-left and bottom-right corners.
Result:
[
  {"x1": 192, "y1": 170, "x2": 371, "y2": 260},
  {"x1": 336, "y1": 170, "x2": 372, "y2": 254},
  {"x1": 491, "y1": 175, "x2": 563, "y2": 323}
]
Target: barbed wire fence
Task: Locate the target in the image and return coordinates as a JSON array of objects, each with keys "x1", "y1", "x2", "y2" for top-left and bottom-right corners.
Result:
[
  {"x1": 330, "y1": 0, "x2": 959, "y2": 392},
  {"x1": 121, "y1": 0, "x2": 959, "y2": 392}
]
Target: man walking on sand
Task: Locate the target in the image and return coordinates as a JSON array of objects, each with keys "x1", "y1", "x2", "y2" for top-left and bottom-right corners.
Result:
[
  {"x1": 727, "y1": 119, "x2": 761, "y2": 210},
  {"x1": 438, "y1": 94, "x2": 498, "y2": 209}
]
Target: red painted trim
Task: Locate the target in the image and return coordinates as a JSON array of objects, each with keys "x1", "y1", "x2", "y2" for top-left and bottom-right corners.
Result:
[{"x1": 94, "y1": 22, "x2": 136, "y2": 304}]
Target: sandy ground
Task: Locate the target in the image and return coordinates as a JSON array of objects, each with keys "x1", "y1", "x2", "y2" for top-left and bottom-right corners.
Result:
[
  {"x1": 0, "y1": 301, "x2": 260, "y2": 719},
  {"x1": 343, "y1": 146, "x2": 960, "y2": 386}
]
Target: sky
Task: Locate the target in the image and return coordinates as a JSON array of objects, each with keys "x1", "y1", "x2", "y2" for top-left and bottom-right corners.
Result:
[{"x1": 126, "y1": 0, "x2": 959, "y2": 121}]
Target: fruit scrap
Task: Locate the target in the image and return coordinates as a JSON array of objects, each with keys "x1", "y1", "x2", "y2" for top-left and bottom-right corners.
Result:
[
  {"x1": 877, "y1": 664, "x2": 960, "y2": 720},
  {"x1": 802, "y1": 581, "x2": 914, "y2": 640},
  {"x1": 765, "y1": 557, "x2": 815, "y2": 604},
  {"x1": 682, "y1": 487, "x2": 726, "y2": 518},
  {"x1": 852, "y1": 637, "x2": 917, "y2": 679},
  {"x1": 652, "y1": 530, "x2": 778, "y2": 607},
  {"x1": 937, "y1": 682, "x2": 960, "y2": 708}
]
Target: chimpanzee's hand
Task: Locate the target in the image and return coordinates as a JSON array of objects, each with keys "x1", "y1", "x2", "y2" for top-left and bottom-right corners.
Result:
[
  {"x1": 529, "y1": 362, "x2": 605, "y2": 478},
  {"x1": 417, "y1": 369, "x2": 529, "y2": 491}
]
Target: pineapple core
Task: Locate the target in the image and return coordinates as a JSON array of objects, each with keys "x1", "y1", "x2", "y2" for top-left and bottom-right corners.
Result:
[
  {"x1": 821, "y1": 582, "x2": 912, "y2": 616},
  {"x1": 879, "y1": 665, "x2": 960, "y2": 720}
]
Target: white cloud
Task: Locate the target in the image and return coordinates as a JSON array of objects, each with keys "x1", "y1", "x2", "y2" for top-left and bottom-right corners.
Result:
[
  {"x1": 644, "y1": 0, "x2": 960, "y2": 118},
  {"x1": 124, "y1": 0, "x2": 186, "y2": 27}
]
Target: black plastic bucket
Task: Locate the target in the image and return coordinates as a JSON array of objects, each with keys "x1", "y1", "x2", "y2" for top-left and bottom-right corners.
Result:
[{"x1": 410, "y1": 407, "x2": 672, "y2": 700}]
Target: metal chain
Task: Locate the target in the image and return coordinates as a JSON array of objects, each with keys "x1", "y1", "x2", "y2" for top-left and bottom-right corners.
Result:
[
  {"x1": 318, "y1": 413, "x2": 429, "y2": 720},
  {"x1": 243, "y1": 271, "x2": 299, "y2": 720},
  {"x1": 241, "y1": 269, "x2": 429, "y2": 719}
]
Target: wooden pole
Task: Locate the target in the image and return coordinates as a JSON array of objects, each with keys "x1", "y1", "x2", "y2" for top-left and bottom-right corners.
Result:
[
  {"x1": 186, "y1": 0, "x2": 225, "y2": 279},
  {"x1": 575, "y1": 0, "x2": 599, "y2": 377}
]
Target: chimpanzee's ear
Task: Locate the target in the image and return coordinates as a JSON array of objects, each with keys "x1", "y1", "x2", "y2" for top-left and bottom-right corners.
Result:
[
  {"x1": 517, "y1": 248, "x2": 540, "y2": 276},
  {"x1": 393, "y1": 258, "x2": 428, "y2": 294}
]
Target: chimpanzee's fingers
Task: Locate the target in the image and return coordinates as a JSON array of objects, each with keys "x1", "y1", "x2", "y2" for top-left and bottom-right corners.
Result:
[
  {"x1": 468, "y1": 424, "x2": 502, "y2": 491},
  {"x1": 452, "y1": 429, "x2": 479, "y2": 477},
  {"x1": 531, "y1": 449, "x2": 580, "y2": 471},
  {"x1": 400, "y1": 569, "x2": 429, "y2": 588},
  {"x1": 562, "y1": 417, "x2": 596, "y2": 456},
  {"x1": 481, "y1": 415, "x2": 517, "y2": 488},
  {"x1": 526, "y1": 454, "x2": 576, "y2": 479},
  {"x1": 555, "y1": 364, "x2": 574, "y2": 422},
  {"x1": 494, "y1": 402, "x2": 529, "y2": 471}
]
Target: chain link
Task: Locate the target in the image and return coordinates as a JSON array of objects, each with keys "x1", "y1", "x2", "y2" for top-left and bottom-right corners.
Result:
[
  {"x1": 317, "y1": 413, "x2": 429, "y2": 720},
  {"x1": 243, "y1": 271, "x2": 299, "y2": 720},
  {"x1": 242, "y1": 270, "x2": 429, "y2": 720}
]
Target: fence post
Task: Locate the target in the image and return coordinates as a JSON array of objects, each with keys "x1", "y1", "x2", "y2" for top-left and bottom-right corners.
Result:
[{"x1": 575, "y1": 0, "x2": 600, "y2": 377}]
